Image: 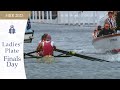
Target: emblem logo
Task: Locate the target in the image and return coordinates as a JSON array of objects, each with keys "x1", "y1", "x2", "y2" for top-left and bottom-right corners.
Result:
[{"x1": 9, "y1": 25, "x2": 16, "y2": 34}]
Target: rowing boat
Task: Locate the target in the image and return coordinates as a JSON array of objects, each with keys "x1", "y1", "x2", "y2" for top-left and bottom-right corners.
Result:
[
  {"x1": 37, "y1": 55, "x2": 55, "y2": 63},
  {"x1": 24, "y1": 51, "x2": 72, "y2": 63},
  {"x1": 24, "y1": 49, "x2": 110, "y2": 62}
]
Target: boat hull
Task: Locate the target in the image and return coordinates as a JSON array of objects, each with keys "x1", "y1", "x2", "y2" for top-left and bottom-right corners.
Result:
[
  {"x1": 37, "y1": 55, "x2": 55, "y2": 63},
  {"x1": 92, "y1": 34, "x2": 120, "y2": 52},
  {"x1": 24, "y1": 30, "x2": 34, "y2": 43}
]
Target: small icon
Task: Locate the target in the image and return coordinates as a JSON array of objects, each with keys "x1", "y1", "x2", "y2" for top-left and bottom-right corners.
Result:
[{"x1": 9, "y1": 25, "x2": 16, "y2": 34}]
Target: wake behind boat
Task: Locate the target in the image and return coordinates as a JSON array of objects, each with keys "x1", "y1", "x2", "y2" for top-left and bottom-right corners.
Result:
[{"x1": 92, "y1": 33, "x2": 120, "y2": 53}]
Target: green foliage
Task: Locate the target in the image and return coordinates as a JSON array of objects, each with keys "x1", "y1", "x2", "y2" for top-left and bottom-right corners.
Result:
[{"x1": 116, "y1": 12, "x2": 120, "y2": 30}]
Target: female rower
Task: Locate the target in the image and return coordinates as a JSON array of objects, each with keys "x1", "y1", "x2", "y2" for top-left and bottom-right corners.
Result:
[{"x1": 36, "y1": 34, "x2": 56, "y2": 57}]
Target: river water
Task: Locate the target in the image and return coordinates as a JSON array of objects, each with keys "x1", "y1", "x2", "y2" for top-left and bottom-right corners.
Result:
[{"x1": 24, "y1": 23, "x2": 120, "y2": 79}]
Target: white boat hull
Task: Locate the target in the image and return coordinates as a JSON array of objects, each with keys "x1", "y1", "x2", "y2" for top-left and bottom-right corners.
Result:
[
  {"x1": 92, "y1": 34, "x2": 120, "y2": 52},
  {"x1": 24, "y1": 30, "x2": 34, "y2": 43}
]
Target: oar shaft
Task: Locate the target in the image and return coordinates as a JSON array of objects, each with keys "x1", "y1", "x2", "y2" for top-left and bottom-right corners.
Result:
[
  {"x1": 25, "y1": 53, "x2": 42, "y2": 58},
  {"x1": 25, "y1": 50, "x2": 37, "y2": 55},
  {"x1": 55, "y1": 49, "x2": 110, "y2": 62}
]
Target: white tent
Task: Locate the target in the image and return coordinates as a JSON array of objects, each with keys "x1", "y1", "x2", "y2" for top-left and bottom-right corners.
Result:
[{"x1": 30, "y1": 11, "x2": 108, "y2": 26}]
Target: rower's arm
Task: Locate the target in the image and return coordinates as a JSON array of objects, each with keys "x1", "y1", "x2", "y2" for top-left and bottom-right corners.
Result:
[
  {"x1": 36, "y1": 43, "x2": 42, "y2": 52},
  {"x1": 51, "y1": 41, "x2": 56, "y2": 50},
  {"x1": 53, "y1": 46, "x2": 56, "y2": 50}
]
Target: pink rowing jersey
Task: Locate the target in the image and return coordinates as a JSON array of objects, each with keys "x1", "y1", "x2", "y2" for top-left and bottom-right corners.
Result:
[{"x1": 42, "y1": 41, "x2": 54, "y2": 56}]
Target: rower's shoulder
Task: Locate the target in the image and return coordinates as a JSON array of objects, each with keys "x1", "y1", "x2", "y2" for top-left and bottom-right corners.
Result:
[
  {"x1": 51, "y1": 41, "x2": 54, "y2": 43},
  {"x1": 39, "y1": 40, "x2": 42, "y2": 43}
]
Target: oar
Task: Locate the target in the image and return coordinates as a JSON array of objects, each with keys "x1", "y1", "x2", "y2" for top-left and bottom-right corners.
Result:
[
  {"x1": 24, "y1": 51, "x2": 72, "y2": 59},
  {"x1": 25, "y1": 56, "x2": 72, "y2": 59},
  {"x1": 25, "y1": 50, "x2": 37, "y2": 55},
  {"x1": 55, "y1": 49, "x2": 110, "y2": 62},
  {"x1": 24, "y1": 53, "x2": 39, "y2": 58}
]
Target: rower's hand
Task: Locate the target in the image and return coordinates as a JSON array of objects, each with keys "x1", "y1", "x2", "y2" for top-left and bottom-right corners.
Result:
[{"x1": 53, "y1": 46, "x2": 56, "y2": 50}]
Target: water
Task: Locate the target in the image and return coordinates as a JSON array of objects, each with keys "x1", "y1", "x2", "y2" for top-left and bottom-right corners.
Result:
[{"x1": 24, "y1": 23, "x2": 120, "y2": 79}]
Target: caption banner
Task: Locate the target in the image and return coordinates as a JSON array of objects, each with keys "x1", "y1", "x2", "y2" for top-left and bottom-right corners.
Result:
[{"x1": 0, "y1": 11, "x2": 30, "y2": 79}]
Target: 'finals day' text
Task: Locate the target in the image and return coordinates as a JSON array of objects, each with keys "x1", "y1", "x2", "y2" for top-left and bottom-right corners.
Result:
[{"x1": 2, "y1": 42, "x2": 22, "y2": 68}]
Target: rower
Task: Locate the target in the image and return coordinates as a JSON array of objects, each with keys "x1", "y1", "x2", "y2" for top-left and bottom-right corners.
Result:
[
  {"x1": 36, "y1": 33, "x2": 48, "y2": 56},
  {"x1": 36, "y1": 34, "x2": 56, "y2": 57}
]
